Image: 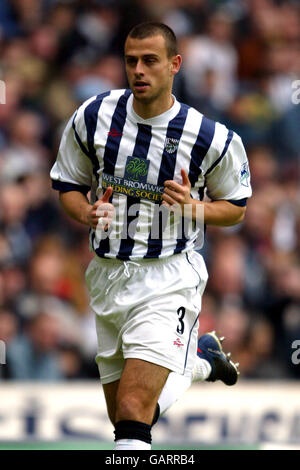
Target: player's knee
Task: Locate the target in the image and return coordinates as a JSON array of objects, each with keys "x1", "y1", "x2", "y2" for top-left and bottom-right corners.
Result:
[
  {"x1": 116, "y1": 394, "x2": 144, "y2": 420},
  {"x1": 116, "y1": 392, "x2": 154, "y2": 421}
]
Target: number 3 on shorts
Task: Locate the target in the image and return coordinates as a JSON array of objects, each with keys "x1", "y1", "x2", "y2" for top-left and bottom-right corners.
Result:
[{"x1": 176, "y1": 306, "x2": 186, "y2": 335}]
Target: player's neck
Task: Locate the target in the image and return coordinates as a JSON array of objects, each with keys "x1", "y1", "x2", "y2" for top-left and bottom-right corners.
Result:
[{"x1": 132, "y1": 94, "x2": 174, "y2": 120}]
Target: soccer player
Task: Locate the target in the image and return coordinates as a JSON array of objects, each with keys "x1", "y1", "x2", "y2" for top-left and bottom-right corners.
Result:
[{"x1": 50, "y1": 22, "x2": 251, "y2": 450}]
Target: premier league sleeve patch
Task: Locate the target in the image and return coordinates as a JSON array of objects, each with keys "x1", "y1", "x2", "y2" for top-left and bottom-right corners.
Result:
[{"x1": 240, "y1": 162, "x2": 250, "y2": 187}]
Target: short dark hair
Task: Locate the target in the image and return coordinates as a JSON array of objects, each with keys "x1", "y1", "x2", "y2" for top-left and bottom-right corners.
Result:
[{"x1": 127, "y1": 22, "x2": 178, "y2": 58}]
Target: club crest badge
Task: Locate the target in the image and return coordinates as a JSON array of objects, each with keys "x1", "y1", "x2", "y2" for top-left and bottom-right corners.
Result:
[
  {"x1": 164, "y1": 137, "x2": 180, "y2": 154},
  {"x1": 240, "y1": 162, "x2": 250, "y2": 187}
]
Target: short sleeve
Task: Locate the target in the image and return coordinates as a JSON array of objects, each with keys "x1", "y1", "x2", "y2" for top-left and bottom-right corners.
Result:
[
  {"x1": 50, "y1": 112, "x2": 93, "y2": 195},
  {"x1": 205, "y1": 131, "x2": 252, "y2": 202}
]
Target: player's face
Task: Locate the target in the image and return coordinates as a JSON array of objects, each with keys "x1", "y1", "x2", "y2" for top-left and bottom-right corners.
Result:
[{"x1": 124, "y1": 35, "x2": 181, "y2": 106}]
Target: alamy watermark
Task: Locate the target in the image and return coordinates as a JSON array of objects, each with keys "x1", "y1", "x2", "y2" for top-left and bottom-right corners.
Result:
[
  {"x1": 291, "y1": 80, "x2": 300, "y2": 105},
  {"x1": 0, "y1": 80, "x2": 6, "y2": 104},
  {"x1": 0, "y1": 340, "x2": 6, "y2": 365},
  {"x1": 95, "y1": 202, "x2": 205, "y2": 250},
  {"x1": 291, "y1": 340, "x2": 300, "y2": 365}
]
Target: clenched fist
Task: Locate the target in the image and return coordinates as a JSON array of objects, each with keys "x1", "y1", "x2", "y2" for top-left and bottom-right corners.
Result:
[{"x1": 89, "y1": 187, "x2": 115, "y2": 231}]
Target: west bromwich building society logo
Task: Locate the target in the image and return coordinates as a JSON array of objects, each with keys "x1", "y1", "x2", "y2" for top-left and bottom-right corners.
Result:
[
  {"x1": 125, "y1": 156, "x2": 148, "y2": 182},
  {"x1": 102, "y1": 156, "x2": 164, "y2": 203}
]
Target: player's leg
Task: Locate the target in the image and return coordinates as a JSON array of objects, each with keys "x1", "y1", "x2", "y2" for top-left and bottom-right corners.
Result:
[
  {"x1": 153, "y1": 252, "x2": 239, "y2": 421},
  {"x1": 113, "y1": 358, "x2": 170, "y2": 450},
  {"x1": 149, "y1": 251, "x2": 209, "y2": 419},
  {"x1": 113, "y1": 252, "x2": 208, "y2": 432},
  {"x1": 102, "y1": 380, "x2": 120, "y2": 425},
  {"x1": 101, "y1": 360, "x2": 206, "y2": 429},
  {"x1": 154, "y1": 332, "x2": 240, "y2": 423},
  {"x1": 154, "y1": 356, "x2": 211, "y2": 420},
  {"x1": 102, "y1": 335, "x2": 239, "y2": 431},
  {"x1": 156, "y1": 372, "x2": 192, "y2": 417},
  {"x1": 116, "y1": 358, "x2": 169, "y2": 423}
]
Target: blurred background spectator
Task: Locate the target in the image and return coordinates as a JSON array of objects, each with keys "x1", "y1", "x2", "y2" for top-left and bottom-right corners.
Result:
[{"x1": 0, "y1": 0, "x2": 299, "y2": 381}]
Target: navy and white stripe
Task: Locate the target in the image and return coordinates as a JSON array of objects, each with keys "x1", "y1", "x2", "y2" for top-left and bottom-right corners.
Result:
[
  {"x1": 145, "y1": 103, "x2": 189, "y2": 258},
  {"x1": 50, "y1": 89, "x2": 252, "y2": 260},
  {"x1": 96, "y1": 89, "x2": 131, "y2": 258},
  {"x1": 188, "y1": 116, "x2": 216, "y2": 186},
  {"x1": 205, "y1": 129, "x2": 233, "y2": 176},
  {"x1": 84, "y1": 92, "x2": 111, "y2": 184},
  {"x1": 174, "y1": 115, "x2": 216, "y2": 255},
  {"x1": 117, "y1": 123, "x2": 152, "y2": 260}
]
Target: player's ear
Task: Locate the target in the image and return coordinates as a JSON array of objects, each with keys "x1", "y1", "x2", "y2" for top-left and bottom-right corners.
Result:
[{"x1": 170, "y1": 55, "x2": 181, "y2": 76}]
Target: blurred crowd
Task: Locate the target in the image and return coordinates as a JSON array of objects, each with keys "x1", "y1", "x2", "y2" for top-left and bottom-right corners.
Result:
[{"x1": 0, "y1": 0, "x2": 299, "y2": 381}]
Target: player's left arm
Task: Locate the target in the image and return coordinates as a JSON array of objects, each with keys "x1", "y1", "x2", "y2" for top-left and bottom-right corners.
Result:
[
  {"x1": 162, "y1": 131, "x2": 251, "y2": 227},
  {"x1": 162, "y1": 169, "x2": 246, "y2": 226}
]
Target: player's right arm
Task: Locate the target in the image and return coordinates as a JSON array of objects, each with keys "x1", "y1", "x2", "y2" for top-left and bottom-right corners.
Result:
[
  {"x1": 50, "y1": 108, "x2": 114, "y2": 231},
  {"x1": 59, "y1": 188, "x2": 113, "y2": 230}
]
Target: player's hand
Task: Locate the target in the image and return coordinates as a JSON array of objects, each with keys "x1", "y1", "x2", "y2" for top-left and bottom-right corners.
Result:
[
  {"x1": 89, "y1": 187, "x2": 115, "y2": 230},
  {"x1": 162, "y1": 169, "x2": 193, "y2": 217}
]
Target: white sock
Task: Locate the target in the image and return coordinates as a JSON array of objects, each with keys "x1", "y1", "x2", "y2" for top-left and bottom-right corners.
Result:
[
  {"x1": 155, "y1": 360, "x2": 212, "y2": 419},
  {"x1": 192, "y1": 357, "x2": 212, "y2": 382},
  {"x1": 114, "y1": 439, "x2": 151, "y2": 450},
  {"x1": 158, "y1": 372, "x2": 192, "y2": 415}
]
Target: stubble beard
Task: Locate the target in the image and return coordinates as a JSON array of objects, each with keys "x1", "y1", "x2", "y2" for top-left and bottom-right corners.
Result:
[{"x1": 131, "y1": 81, "x2": 170, "y2": 106}]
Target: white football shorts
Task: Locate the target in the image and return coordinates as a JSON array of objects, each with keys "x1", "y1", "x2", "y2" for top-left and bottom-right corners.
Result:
[{"x1": 85, "y1": 251, "x2": 208, "y2": 384}]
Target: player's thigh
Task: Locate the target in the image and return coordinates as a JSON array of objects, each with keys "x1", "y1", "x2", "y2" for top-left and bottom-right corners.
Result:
[
  {"x1": 102, "y1": 379, "x2": 120, "y2": 425},
  {"x1": 116, "y1": 358, "x2": 170, "y2": 408}
]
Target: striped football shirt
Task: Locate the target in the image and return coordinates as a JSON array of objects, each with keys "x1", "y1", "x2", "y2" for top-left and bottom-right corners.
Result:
[{"x1": 50, "y1": 89, "x2": 252, "y2": 260}]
